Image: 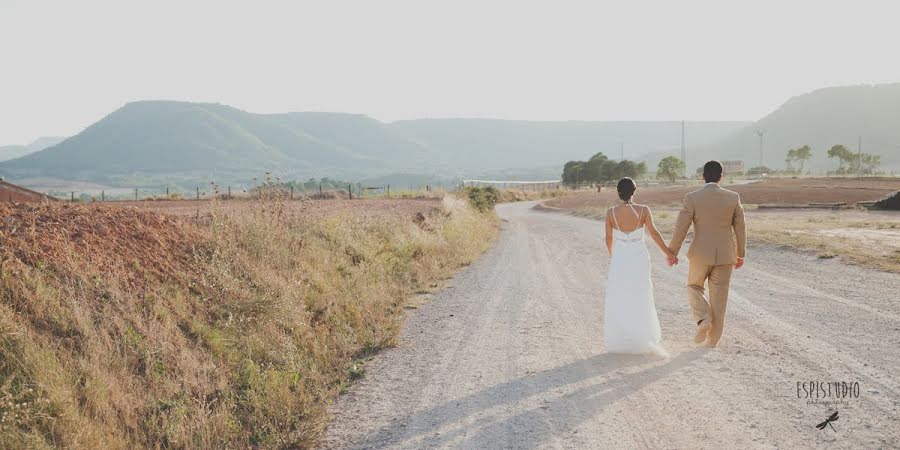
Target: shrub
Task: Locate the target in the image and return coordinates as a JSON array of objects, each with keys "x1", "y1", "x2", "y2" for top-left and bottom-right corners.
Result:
[{"x1": 464, "y1": 187, "x2": 499, "y2": 213}]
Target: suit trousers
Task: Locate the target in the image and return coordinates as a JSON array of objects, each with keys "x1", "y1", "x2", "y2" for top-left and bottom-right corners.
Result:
[{"x1": 687, "y1": 262, "x2": 734, "y2": 346}]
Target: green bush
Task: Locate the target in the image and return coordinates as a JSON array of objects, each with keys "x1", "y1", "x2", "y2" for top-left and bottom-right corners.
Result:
[{"x1": 464, "y1": 187, "x2": 499, "y2": 213}]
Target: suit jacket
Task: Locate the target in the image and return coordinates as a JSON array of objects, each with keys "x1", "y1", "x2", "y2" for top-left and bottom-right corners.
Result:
[{"x1": 669, "y1": 183, "x2": 746, "y2": 266}]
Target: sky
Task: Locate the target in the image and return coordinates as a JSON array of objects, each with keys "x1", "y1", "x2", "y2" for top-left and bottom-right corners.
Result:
[{"x1": 1, "y1": 0, "x2": 899, "y2": 145}]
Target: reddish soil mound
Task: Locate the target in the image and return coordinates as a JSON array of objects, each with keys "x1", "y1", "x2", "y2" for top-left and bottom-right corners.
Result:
[{"x1": 0, "y1": 203, "x2": 204, "y2": 290}]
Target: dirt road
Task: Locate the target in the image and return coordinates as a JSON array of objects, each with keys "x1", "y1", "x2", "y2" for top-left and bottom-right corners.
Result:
[{"x1": 325, "y1": 201, "x2": 900, "y2": 449}]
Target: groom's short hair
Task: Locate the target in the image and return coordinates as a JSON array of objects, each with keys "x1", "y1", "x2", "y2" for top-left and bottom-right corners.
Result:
[{"x1": 703, "y1": 160, "x2": 724, "y2": 183}]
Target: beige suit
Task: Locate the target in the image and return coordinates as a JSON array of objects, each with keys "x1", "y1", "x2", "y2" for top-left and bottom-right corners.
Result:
[{"x1": 669, "y1": 183, "x2": 746, "y2": 346}]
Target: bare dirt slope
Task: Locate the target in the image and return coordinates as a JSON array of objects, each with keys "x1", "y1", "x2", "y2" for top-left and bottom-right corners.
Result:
[{"x1": 325, "y1": 201, "x2": 900, "y2": 449}]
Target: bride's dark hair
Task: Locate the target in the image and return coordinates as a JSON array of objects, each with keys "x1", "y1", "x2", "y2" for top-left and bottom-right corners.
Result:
[{"x1": 617, "y1": 177, "x2": 636, "y2": 202}]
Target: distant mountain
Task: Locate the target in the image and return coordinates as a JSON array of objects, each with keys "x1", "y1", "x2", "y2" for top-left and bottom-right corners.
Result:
[
  {"x1": 0, "y1": 101, "x2": 746, "y2": 186},
  {"x1": 694, "y1": 83, "x2": 900, "y2": 171},
  {"x1": 13, "y1": 83, "x2": 900, "y2": 185},
  {"x1": 389, "y1": 119, "x2": 747, "y2": 174},
  {"x1": 0, "y1": 102, "x2": 434, "y2": 183},
  {"x1": 0, "y1": 136, "x2": 66, "y2": 162}
]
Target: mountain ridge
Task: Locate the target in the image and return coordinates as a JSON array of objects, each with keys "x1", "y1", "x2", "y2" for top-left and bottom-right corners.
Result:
[
  {"x1": 3, "y1": 82, "x2": 899, "y2": 186},
  {"x1": 0, "y1": 136, "x2": 67, "y2": 162},
  {"x1": 691, "y1": 83, "x2": 900, "y2": 171}
]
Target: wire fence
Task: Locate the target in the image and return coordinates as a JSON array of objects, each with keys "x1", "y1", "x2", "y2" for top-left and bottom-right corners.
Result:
[
  {"x1": 461, "y1": 180, "x2": 563, "y2": 191},
  {"x1": 44, "y1": 182, "x2": 453, "y2": 203}
]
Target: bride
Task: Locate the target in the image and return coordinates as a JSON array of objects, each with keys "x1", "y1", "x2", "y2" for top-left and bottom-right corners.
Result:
[{"x1": 603, "y1": 177, "x2": 676, "y2": 355}]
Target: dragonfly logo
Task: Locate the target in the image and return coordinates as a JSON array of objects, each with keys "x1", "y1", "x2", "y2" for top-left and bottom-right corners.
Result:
[{"x1": 816, "y1": 411, "x2": 839, "y2": 432}]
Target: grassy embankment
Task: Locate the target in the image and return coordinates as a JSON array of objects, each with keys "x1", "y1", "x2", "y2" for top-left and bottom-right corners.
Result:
[{"x1": 0, "y1": 194, "x2": 497, "y2": 448}]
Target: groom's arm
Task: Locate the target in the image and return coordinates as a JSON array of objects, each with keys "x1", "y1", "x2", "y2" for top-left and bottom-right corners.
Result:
[
  {"x1": 668, "y1": 195, "x2": 695, "y2": 255},
  {"x1": 733, "y1": 195, "x2": 746, "y2": 259}
]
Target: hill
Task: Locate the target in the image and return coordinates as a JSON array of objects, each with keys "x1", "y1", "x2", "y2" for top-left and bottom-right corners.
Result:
[
  {"x1": 694, "y1": 83, "x2": 900, "y2": 171},
  {"x1": 0, "y1": 102, "x2": 430, "y2": 184},
  {"x1": 389, "y1": 119, "x2": 747, "y2": 173},
  {"x1": 0, "y1": 136, "x2": 66, "y2": 162},
  {"x1": 0, "y1": 102, "x2": 746, "y2": 186},
  {"x1": 9, "y1": 82, "x2": 900, "y2": 186}
]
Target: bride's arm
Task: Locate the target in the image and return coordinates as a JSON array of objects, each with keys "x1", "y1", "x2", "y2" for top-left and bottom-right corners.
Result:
[
  {"x1": 643, "y1": 206, "x2": 676, "y2": 259},
  {"x1": 605, "y1": 209, "x2": 613, "y2": 255}
]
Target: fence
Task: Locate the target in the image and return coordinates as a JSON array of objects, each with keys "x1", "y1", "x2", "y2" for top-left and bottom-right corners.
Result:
[
  {"x1": 40, "y1": 182, "x2": 450, "y2": 203},
  {"x1": 461, "y1": 179, "x2": 562, "y2": 191}
]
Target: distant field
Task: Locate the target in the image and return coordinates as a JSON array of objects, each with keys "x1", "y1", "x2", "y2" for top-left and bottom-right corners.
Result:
[
  {"x1": 541, "y1": 178, "x2": 900, "y2": 273},
  {"x1": 545, "y1": 177, "x2": 900, "y2": 210}
]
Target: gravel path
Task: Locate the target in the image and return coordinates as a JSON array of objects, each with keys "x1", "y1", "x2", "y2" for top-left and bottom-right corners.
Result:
[{"x1": 324, "y1": 201, "x2": 900, "y2": 449}]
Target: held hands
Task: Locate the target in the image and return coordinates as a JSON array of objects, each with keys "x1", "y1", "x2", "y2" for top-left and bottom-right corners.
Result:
[
  {"x1": 665, "y1": 249, "x2": 679, "y2": 267},
  {"x1": 735, "y1": 257, "x2": 745, "y2": 269}
]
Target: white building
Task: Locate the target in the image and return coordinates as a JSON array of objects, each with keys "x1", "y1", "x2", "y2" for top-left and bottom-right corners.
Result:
[{"x1": 721, "y1": 160, "x2": 745, "y2": 174}]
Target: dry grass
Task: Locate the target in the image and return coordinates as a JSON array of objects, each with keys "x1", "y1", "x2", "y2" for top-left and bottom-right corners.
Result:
[
  {"x1": 565, "y1": 205, "x2": 900, "y2": 273},
  {"x1": 0, "y1": 194, "x2": 497, "y2": 448},
  {"x1": 495, "y1": 188, "x2": 569, "y2": 203}
]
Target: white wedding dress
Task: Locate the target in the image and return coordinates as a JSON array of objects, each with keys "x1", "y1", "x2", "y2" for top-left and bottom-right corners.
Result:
[{"x1": 603, "y1": 204, "x2": 665, "y2": 355}]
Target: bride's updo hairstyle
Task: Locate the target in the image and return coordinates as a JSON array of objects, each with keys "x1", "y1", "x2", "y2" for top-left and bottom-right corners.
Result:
[{"x1": 617, "y1": 177, "x2": 636, "y2": 202}]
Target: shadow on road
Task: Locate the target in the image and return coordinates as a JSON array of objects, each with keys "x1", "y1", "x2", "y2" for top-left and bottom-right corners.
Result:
[{"x1": 343, "y1": 349, "x2": 706, "y2": 449}]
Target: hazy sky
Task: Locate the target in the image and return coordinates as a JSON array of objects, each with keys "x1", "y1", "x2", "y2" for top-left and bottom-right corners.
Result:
[{"x1": 2, "y1": 0, "x2": 899, "y2": 144}]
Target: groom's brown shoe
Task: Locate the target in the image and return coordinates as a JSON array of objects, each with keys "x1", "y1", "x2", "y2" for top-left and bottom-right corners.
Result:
[{"x1": 694, "y1": 320, "x2": 711, "y2": 344}]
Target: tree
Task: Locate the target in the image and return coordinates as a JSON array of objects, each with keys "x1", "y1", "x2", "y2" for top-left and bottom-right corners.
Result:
[
  {"x1": 827, "y1": 145, "x2": 853, "y2": 171},
  {"x1": 562, "y1": 161, "x2": 584, "y2": 185},
  {"x1": 635, "y1": 161, "x2": 648, "y2": 178},
  {"x1": 848, "y1": 153, "x2": 882, "y2": 175},
  {"x1": 589, "y1": 152, "x2": 608, "y2": 162},
  {"x1": 609, "y1": 160, "x2": 646, "y2": 180},
  {"x1": 657, "y1": 156, "x2": 686, "y2": 183},
  {"x1": 561, "y1": 152, "x2": 649, "y2": 186},
  {"x1": 794, "y1": 145, "x2": 812, "y2": 172},
  {"x1": 784, "y1": 148, "x2": 796, "y2": 170},
  {"x1": 862, "y1": 154, "x2": 881, "y2": 174}
]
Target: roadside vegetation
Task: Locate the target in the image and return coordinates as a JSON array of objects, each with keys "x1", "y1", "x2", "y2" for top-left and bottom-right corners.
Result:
[
  {"x1": 464, "y1": 186, "x2": 568, "y2": 211},
  {"x1": 0, "y1": 193, "x2": 497, "y2": 448}
]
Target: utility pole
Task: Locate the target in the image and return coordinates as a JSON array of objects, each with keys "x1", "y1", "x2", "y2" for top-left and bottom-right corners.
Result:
[
  {"x1": 756, "y1": 129, "x2": 766, "y2": 168},
  {"x1": 858, "y1": 135, "x2": 863, "y2": 180},
  {"x1": 681, "y1": 120, "x2": 686, "y2": 176}
]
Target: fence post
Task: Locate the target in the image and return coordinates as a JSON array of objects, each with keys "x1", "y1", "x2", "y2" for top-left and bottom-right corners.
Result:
[
  {"x1": 166, "y1": 186, "x2": 170, "y2": 197},
  {"x1": 134, "y1": 188, "x2": 138, "y2": 201},
  {"x1": 71, "y1": 192, "x2": 74, "y2": 202},
  {"x1": 319, "y1": 184, "x2": 322, "y2": 197},
  {"x1": 348, "y1": 184, "x2": 352, "y2": 200},
  {"x1": 386, "y1": 184, "x2": 390, "y2": 197},
  {"x1": 196, "y1": 187, "x2": 200, "y2": 200},
  {"x1": 227, "y1": 186, "x2": 231, "y2": 198},
  {"x1": 101, "y1": 190, "x2": 105, "y2": 202},
  {"x1": 290, "y1": 185, "x2": 294, "y2": 199}
]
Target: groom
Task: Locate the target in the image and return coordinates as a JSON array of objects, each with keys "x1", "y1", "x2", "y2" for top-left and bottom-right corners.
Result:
[{"x1": 667, "y1": 160, "x2": 746, "y2": 348}]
